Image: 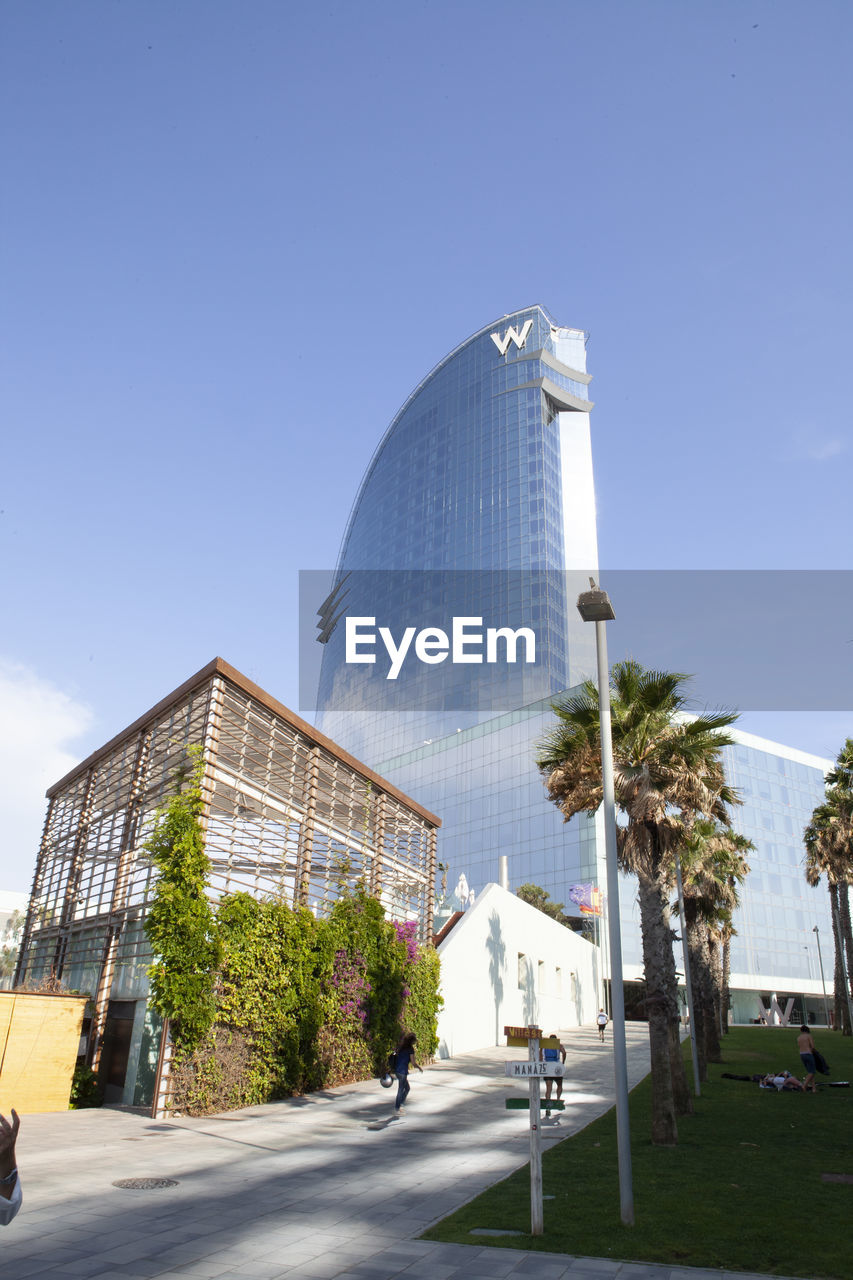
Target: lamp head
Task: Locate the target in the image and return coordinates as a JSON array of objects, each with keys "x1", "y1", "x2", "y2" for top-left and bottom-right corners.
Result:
[{"x1": 577, "y1": 587, "x2": 616, "y2": 623}]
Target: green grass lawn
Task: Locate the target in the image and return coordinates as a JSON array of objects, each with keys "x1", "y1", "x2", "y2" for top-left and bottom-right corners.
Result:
[{"x1": 422, "y1": 1027, "x2": 853, "y2": 1278}]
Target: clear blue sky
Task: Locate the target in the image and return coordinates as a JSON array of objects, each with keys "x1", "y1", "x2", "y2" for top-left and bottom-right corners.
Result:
[{"x1": 1, "y1": 1, "x2": 851, "y2": 889}]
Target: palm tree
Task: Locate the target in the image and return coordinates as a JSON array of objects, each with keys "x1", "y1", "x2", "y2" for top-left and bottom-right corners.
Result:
[
  {"x1": 537, "y1": 661, "x2": 738, "y2": 1146},
  {"x1": 805, "y1": 744, "x2": 853, "y2": 1035},
  {"x1": 679, "y1": 821, "x2": 751, "y2": 1075},
  {"x1": 826, "y1": 741, "x2": 853, "y2": 1018}
]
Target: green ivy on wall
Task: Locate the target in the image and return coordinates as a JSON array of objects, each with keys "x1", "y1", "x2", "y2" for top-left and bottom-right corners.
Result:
[
  {"x1": 143, "y1": 749, "x2": 222, "y2": 1051},
  {"x1": 142, "y1": 758, "x2": 443, "y2": 1115}
]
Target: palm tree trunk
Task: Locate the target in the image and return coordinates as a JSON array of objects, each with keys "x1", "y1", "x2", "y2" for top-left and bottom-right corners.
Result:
[
  {"x1": 829, "y1": 883, "x2": 850, "y2": 1035},
  {"x1": 685, "y1": 918, "x2": 708, "y2": 1083},
  {"x1": 696, "y1": 927, "x2": 720, "y2": 1065},
  {"x1": 660, "y1": 895, "x2": 692, "y2": 1117},
  {"x1": 706, "y1": 933, "x2": 724, "y2": 1059},
  {"x1": 637, "y1": 874, "x2": 679, "y2": 1145},
  {"x1": 722, "y1": 931, "x2": 732, "y2": 1034},
  {"x1": 667, "y1": 1017, "x2": 692, "y2": 1114},
  {"x1": 839, "y1": 883, "x2": 853, "y2": 1032}
]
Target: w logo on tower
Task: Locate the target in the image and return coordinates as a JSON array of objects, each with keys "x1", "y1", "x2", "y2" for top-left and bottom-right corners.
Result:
[{"x1": 490, "y1": 318, "x2": 533, "y2": 356}]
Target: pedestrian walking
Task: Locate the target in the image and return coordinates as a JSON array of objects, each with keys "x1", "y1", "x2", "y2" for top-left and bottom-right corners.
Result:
[
  {"x1": 392, "y1": 1031, "x2": 422, "y2": 1113},
  {"x1": 596, "y1": 1008, "x2": 608, "y2": 1042},
  {"x1": 0, "y1": 1109, "x2": 21, "y2": 1227},
  {"x1": 541, "y1": 1033, "x2": 566, "y2": 1115}
]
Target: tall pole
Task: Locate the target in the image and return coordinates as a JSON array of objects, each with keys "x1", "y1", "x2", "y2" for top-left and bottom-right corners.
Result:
[
  {"x1": 528, "y1": 1032, "x2": 543, "y2": 1235},
  {"x1": 674, "y1": 850, "x2": 701, "y2": 1096},
  {"x1": 812, "y1": 925, "x2": 830, "y2": 1026},
  {"x1": 592, "y1": 613, "x2": 635, "y2": 1226}
]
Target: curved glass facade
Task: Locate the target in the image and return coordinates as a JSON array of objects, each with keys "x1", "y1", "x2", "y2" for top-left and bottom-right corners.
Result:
[
  {"x1": 338, "y1": 306, "x2": 589, "y2": 575},
  {"x1": 316, "y1": 306, "x2": 598, "y2": 759}
]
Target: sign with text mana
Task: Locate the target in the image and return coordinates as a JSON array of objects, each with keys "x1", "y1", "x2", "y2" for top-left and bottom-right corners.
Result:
[
  {"x1": 345, "y1": 616, "x2": 536, "y2": 681},
  {"x1": 505, "y1": 1061, "x2": 564, "y2": 1078}
]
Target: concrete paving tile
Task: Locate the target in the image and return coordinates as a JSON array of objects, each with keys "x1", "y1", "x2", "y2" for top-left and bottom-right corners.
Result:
[
  {"x1": 105, "y1": 1264, "x2": 173, "y2": 1279},
  {"x1": 458, "y1": 1254, "x2": 529, "y2": 1277},
  {"x1": 349, "y1": 1231, "x2": 405, "y2": 1247},
  {"x1": 330, "y1": 1274, "x2": 395, "y2": 1280},
  {"x1": 470, "y1": 1247, "x2": 534, "y2": 1262},
  {"x1": 156, "y1": 1263, "x2": 237, "y2": 1278},
  {"x1": 40, "y1": 1265, "x2": 160, "y2": 1280},
  {"x1": 362, "y1": 1248, "x2": 433, "y2": 1264},
  {"x1": 562, "y1": 1273, "x2": 627, "y2": 1280},
  {"x1": 509, "y1": 1264, "x2": 574, "y2": 1279},
  {"x1": 153, "y1": 1253, "x2": 233, "y2": 1268},
  {"x1": 463, "y1": 1275, "x2": 548, "y2": 1280},
  {"x1": 687, "y1": 1275, "x2": 798, "y2": 1280},
  {"x1": 2, "y1": 1259, "x2": 72, "y2": 1280},
  {"x1": 14, "y1": 1248, "x2": 83, "y2": 1268},
  {"x1": 406, "y1": 1243, "x2": 472, "y2": 1261},
  {"x1": 149, "y1": 1274, "x2": 232, "y2": 1280},
  {"x1": 156, "y1": 1269, "x2": 251, "y2": 1280},
  {"x1": 254, "y1": 1240, "x2": 318, "y2": 1256},
  {"x1": 226, "y1": 1265, "x2": 296, "y2": 1279},
  {"x1": 37, "y1": 1260, "x2": 119, "y2": 1278},
  {"x1": 565, "y1": 1263, "x2": 622, "y2": 1276},
  {"x1": 338, "y1": 1269, "x2": 413, "y2": 1280},
  {"x1": 257, "y1": 1249, "x2": 327, "y2": 1267},
  {"x1": 395, "y1": 1265, "x2": 462, "y2": 1280},
  {"x1": 279, "y1": 1265, "x2": 355, "y2": 1280},
  {"x1": 615, "y1": 1266, "x2": 673, "y2": 1280}
]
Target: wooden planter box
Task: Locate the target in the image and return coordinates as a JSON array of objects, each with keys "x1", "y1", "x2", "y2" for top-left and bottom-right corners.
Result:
[{"x1": 0, "y1": 991, "x2": 87, "y2": 1114}]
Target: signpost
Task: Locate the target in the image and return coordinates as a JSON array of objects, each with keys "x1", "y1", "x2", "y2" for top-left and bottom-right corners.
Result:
[{"x1": 503, "y1": 1024, "x2": 547, "y2": 1235}]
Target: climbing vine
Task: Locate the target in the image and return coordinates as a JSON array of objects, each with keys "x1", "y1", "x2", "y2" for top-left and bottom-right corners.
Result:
[
  {"x1": 144, "y1": 765, "x2": 442, "y2": 1115},
  {"x1": 143, "y1": 749, "x2": 221, "y2": 1051}
]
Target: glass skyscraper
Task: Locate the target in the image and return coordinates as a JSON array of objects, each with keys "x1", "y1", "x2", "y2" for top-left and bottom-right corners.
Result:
[
  {"x1": 317, "y1": 305, "x2": 598, "y2": 760},
  {"x1": 315, "y1": 305, "x2": 836, "y2": 1024}
]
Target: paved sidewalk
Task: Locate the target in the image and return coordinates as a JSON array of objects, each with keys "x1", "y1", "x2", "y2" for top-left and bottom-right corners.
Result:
[{"x1": 4, "y1": 1024, "x2": 800, "y2": 1280}]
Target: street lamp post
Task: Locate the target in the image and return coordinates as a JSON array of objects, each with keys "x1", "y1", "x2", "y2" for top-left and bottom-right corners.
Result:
[
  {"x1": 812, "y1": 925, "x2": 830, "y2": 1026},
  {"x1": 577, "y1": 581, "x2": 634, "y2": 1227}
]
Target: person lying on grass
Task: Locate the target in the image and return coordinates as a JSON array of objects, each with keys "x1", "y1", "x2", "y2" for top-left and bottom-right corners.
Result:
[{"x1": 759, "y1": 1071, "x2": 807, "y2": 1091}]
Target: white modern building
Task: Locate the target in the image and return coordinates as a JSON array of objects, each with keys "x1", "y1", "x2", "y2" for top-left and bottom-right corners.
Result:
[{"x1": 435, "y1": 882, "x2": 599, "y2": 1058}]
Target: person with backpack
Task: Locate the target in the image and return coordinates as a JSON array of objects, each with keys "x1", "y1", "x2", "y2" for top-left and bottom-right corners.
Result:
[
  {"x1": 392, "y1": 1031, "x2": 422, "y2": 1113},
  {"x1": 541, "y1": 1033, "x2": 566, "y2": 1115},
  {"x1": 596, "y1": 1008, "x2": 608, "y2": 1042}
]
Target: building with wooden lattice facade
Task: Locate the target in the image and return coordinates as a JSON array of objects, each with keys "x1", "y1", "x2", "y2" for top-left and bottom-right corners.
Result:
[{"x1": 14, "y1": 659, "x2": 439, "y2": 1108}]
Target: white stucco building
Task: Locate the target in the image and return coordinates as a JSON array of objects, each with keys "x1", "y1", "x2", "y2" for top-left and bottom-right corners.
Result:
[{"x1": 435, "y1": 882, "x2": 600, "y2": 1058}]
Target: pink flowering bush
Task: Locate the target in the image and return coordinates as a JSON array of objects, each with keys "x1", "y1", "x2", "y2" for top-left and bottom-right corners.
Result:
[{"x1": 393, "y1": 919, "x2": 420, "y2": 964}]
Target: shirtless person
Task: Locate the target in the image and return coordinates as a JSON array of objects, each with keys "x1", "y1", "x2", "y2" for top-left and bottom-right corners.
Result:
[{"x1": 797, "y1": 1024, "x2": 818, "y2": 1093}]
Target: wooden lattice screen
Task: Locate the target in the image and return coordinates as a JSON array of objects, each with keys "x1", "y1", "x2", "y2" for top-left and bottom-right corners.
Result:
[{"x1": 15, "y1": 659, "x2": 439, "y2": 1078}]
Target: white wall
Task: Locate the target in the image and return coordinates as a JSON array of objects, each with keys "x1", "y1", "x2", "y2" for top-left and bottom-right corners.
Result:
[{"x1": 435, "y1": 882, "x2": 600, "y2": 1058}]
